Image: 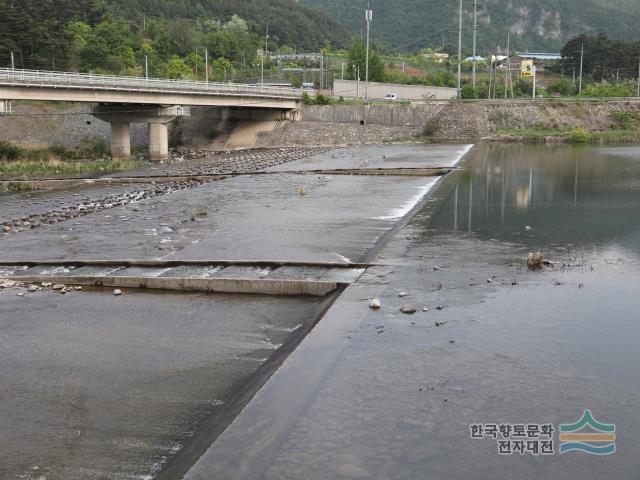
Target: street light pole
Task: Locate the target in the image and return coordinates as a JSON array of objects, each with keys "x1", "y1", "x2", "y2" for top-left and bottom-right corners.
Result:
[
  {"x1": 205, "y1": 48, "x2": 209, "y2": 83},
  {"x1": 579, "y1": 43, "x2": 584, "y2": 94},
  {"x1": 472, "y1": 0, "x2": 477, "y2": 89},
  {"x1": 365, "y1": 3, "x2": 372, "y2": 101},
  {"x1": 637, "y1": 57, "x2": 640, "y2": 97},
  {"x1": 457, "y1": 0, "x2": 463, "y2": 99},
  {"x1": 145, "y1": 55, "x2": 148, "y2": 79}
]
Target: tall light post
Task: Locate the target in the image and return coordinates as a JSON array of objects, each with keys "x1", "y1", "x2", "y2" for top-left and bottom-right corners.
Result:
[
  {"x1": 205, "y1": 48, "x2": 209, "y2": 83},
  {"x1": 457, "y1": 0, "x2": 463, "y2": 99},
  {"x1": 365, "y1": 3, "x2": 373, "y2": 101},
  {"x1": 472, "y1": 0, "x2": 477, "y2": 89},
  {"x1": 579, "y1": 43, "x2": 584, "y2": 94}
]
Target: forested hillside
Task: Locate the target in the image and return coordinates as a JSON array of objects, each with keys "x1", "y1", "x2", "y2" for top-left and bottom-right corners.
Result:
[
  {"x1": 299, "y1": 0, "x2": 640, "y2": 53},
  {"x1": 0, "y1": 0, "x2": 348, "y2": 74}
]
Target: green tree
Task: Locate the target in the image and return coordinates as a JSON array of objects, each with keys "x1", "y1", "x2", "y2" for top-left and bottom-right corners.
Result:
[
  {"x1": 347, "y1": 41, "x2": 384, "y2": 82},
  {"x1": 162, "y1": 56, "x2": 192, "y2": 80},
  {"x1": 80, "y1": 21, "x2": 135, "y2": 74}
]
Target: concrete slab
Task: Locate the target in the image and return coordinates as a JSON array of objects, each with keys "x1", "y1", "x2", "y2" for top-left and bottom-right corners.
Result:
[
  {"x1": 262, "y1": 144, "x2": 473, "y2": 172},
  {"x1": 0, "y1": 287, "x2": 323, "y2": 480}
]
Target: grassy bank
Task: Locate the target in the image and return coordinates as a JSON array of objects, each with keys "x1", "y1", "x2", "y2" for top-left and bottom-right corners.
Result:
[
  {"x1": 489, "y1": 127, "x2": 640, "y2": 144},
  {"x1": 0, "y1": 140, "x2": 141, "y2": 179}
]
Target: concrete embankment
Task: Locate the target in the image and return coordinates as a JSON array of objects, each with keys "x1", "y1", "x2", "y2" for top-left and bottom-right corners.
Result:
[
  {"x1": 430, "y1": 100, "x2": 640, "y2": 141},
  {"x1": 5, "y1": 100, "x2": 639, "y2": 151},
  {"x1": 0, "y1": 103, "x2": 442, "y2": 151}
]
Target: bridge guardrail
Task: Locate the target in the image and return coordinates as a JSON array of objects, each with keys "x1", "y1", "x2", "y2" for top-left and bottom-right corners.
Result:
[{"x1": 0, "y1": 68, "x2": 302, "y2": 100}]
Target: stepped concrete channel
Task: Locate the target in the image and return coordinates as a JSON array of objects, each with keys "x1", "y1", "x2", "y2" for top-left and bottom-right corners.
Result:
[{"x1": 0, "y1": 143, "x2": 472, "y2": 480}]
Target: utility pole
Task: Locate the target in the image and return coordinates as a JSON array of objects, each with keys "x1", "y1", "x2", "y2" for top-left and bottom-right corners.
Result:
[
  {"x1": 205, "y1": 48, "x2": 209, "y2": 83},
  {"x1": 145, "y1": 55, "x2": 148, "y2": 79},
  {"x1": 457, "y1": 0, "x2": 463, "y2": 99},
  {"x1": 260, "y1": 51, "x2": 264, "y2": 86},
  {"x1": 532, "y1": 65, "x2": 537, "y2": 99},
  {"x1": 10, "y1": 51, "x2": 15, "y2": 70},
  {"x1": 637, "y1": 57, "x2": 640, "y2": 97},
  {"x1": 365, "y1": 3, "x2": 372, "y2": 101},
  {"x1": 579, "y1": 43, "x2": 584, "y2": 94},
  {"x1": 195, "y1": 47, "x2": 198, "y2": 80},
  {"x1": 341, "y1": 62, "x2": 344, "y2": 80},
  {"x1": 505, "y1": 33, "x2": 510, "y2": 99},
  {"x1": 472, "y1": 0, "x2": 477, "y2": 88}
]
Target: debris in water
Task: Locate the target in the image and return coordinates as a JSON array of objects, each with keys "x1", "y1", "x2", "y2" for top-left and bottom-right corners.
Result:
[
  {"x1": 369, "y1": 298, "x2": 381, "y2": 309},
  {"x1": 527, "y1": 250, "x2": 544, "y2": 270}
]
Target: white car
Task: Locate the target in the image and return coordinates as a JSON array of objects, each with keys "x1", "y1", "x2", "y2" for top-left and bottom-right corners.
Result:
[{"x1": 384, "y1": 93, "x2": 398, "y2": 101}]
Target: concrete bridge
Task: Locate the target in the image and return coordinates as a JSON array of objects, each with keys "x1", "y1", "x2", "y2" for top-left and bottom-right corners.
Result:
[{"x1": 0, "y1": 68, "x2": 302, "y2": 160}]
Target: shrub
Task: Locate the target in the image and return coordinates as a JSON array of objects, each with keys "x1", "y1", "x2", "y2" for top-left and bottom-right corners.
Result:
[
  {"x1": 422, "y1": 121, "x2": 439, "y2": 136},
  {"x1": 0, "y1": 141, "x2": 23, "y2": 161},
  {"x1": 610, "y1": 110, "x2": 640, "y2": 130},
  {"x1": 569, "y1": 128, "x2": 593, "y2": 143},
  {"x1": 461, "y1": 84, "x2": 477, "y2": 99}
]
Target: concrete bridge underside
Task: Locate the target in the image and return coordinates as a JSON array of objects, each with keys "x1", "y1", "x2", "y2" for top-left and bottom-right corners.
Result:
[{"x1": 0, "y1": 85, "x2": 300, "y2": 161}]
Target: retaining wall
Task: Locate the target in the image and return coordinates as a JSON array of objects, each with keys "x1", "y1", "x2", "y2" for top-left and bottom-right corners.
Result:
[{"x1": 301, "y1": 104, "x2": 444, "y2": 126}]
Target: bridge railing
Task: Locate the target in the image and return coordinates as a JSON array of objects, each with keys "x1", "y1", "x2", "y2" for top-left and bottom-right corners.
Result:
[{"x1": 0, "y1": 68, "x2": 302, "y2": 99}]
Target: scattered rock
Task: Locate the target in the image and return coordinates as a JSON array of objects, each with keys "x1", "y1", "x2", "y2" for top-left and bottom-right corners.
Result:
[
  {"x1": 436, "y1": 305, "x2": 444, "y2": 310},
  {"x1": 449, "y1": 339, "x2": 456, "y2": 344},
  {"x1": 27, "y1": 285, "x2": 38, "y2": 292},
  {"x1": 0, "y1": 280, "x2": 17, "y2": 288},
  {"x1": 16, "y1": 292, "x2": 25, "y2": 297},
  {"x1": 369, "y1": 298, "x2": 381, "y2": 309},
  {"x1": 435, "y1": 320, "x2": 448, "y2": 327},
  {"x1": 400, "y1": 306, "x2": 417, "y2": 314},
  {"x1": 52, "y1": 284, "x2": 65, "y2": 291},
  {"x1": 113, "y1": 289, "x2": 123, "y2": 296},
  {"x1": 422, "y1": 307, "x2": 429, "y2": 312},
  {"x1": 398, "y1": 291, "x2": 408, "y2": 297},
  {"x1": 527, "y1": 250, "x2": 544, "y2": 270},
  {"x1": 433, "y1": 266, "x2": 440, "y2": 271}
]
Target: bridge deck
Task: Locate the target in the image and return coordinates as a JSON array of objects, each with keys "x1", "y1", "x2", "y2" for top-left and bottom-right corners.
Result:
[{"x1": 0, "y1": 68, "x2": 301, "y2": 101}]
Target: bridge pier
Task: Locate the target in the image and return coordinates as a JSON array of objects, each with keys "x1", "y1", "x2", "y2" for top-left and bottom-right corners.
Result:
[
  {"x1": 148, "y1": 123, "x2": 169, "y2": 162},
  {"x1": 93, "y1": 104, "x2": 188, "y2": 162},
  {"x1": 110, "y1": 122, "x2": 131, "y2": 160}
]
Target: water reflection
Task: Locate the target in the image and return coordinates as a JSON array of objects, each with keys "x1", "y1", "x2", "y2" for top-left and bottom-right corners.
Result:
[{"x1": 430, "y1": 143, "x2": 640, "y2": 256}]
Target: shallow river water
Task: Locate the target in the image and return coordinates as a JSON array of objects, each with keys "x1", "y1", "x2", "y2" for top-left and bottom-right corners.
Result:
[{"x1": 182, "y1": 143, "x2": 640, "y2": 480}]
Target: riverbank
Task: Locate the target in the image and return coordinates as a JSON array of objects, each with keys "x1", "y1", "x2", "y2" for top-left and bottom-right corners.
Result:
[{"x1": 429, "y1": 100, "x2": 640, "y2": 143}]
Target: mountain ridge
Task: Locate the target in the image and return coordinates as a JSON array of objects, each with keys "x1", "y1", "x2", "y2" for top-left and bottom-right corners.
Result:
[{"x1": 298, "y1": 0, "x2": 640, "y2": 52}]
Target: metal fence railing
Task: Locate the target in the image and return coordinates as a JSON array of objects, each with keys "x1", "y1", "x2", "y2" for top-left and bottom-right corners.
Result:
[{"x1": 0, "y1": 68, "x2": 302, "y2": 100}]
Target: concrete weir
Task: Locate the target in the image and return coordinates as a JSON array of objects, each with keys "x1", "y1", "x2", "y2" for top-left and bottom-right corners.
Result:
[{"x1": 0, "y1": 261, "x2": 365, "y2": 296}]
